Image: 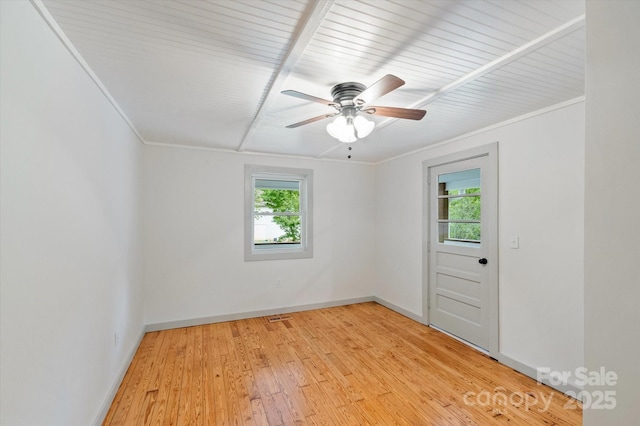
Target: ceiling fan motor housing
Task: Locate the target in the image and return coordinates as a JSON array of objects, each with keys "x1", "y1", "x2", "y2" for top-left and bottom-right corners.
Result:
[{"x1": 330, "y1": 82, "x2": 366, "y2": 106}]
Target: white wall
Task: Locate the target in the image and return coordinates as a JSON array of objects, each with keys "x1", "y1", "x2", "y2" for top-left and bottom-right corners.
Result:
[
  {"x1": 375, "y1": 101, "x2": 585, "y2": 383},
  {"x1": 13, "y1": 1, "x2": 639, "y2": 424},
  {"x1": 584, "y1": 1, "x2": 640, "y2": 424},
  {"x1": 0, "y1": 2, "x2": 144, "y2": 425},
  {"x1": 143, "y1": 146, "x2": 376, "y2": 325}
]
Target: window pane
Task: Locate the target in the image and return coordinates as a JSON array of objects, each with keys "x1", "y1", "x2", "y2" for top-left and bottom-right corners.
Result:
[
  {"x1": 440, "y1": 195, "x2": 481, "y2": 221},
  {"x1": 437, "y1": 168, "x2": 481, "y2": 244},
  {"x1": 438, "y1": 222, "x2": 481, "y2": 243},
  {"x1": 438, "y1": 168, "x2": 480, "y2": 195},
  {"x1": 254, "y1": 183, "x2": 300, "y2": 214},
  {"x1": 254, "y1": 214, "x2": 301, "y2": 245}
]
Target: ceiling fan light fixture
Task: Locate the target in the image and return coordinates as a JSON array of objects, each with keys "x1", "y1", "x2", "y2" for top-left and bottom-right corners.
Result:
[
  {"x1": 353, "y1": 115, "x2": 375, "y2": 138},
  {"x1": 326, "y1": 113, "x2": 374, "y2": 143},
  {"x1": 326, "y1": 115, "x2": 357, "y2": 143}
]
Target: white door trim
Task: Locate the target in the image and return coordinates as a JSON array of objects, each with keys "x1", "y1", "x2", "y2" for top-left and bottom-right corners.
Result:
[{"x1": 422, "y1": 142, "x2": 499, "y2": 357}]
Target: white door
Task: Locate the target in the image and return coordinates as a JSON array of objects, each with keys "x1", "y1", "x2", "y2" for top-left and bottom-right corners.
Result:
[{"x1": 425, "y1": 146, "x2": 498, "y2": 354}]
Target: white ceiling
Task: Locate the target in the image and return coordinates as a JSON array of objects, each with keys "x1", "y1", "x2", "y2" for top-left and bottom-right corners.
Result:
[{"x1": 40, "y1": 0, "x2": 585, "y2": 163}]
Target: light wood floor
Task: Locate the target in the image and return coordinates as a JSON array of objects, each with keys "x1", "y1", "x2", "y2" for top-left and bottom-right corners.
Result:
[{"x1": 103, "y1": 302, "x2": 582, "y2": 425}]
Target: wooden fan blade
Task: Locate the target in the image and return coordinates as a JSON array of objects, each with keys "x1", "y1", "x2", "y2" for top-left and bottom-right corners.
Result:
[
  {"x1": 355, "y1": 74, "x2": 405, "y2": 105},
  {"x1": 285, "y1": 113, "x2": 337, "y2": 128},
  {"x1": 367, "y1": 106, "x2": 426, "y2": 120},
  {"x1": 281, "y1": 90, "x2": 335, "y2": 106}
]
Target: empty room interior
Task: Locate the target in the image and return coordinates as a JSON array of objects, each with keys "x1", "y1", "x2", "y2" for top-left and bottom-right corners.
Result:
[{"x1": 1, "y1": 0, "x2": 639, "y2": 425}]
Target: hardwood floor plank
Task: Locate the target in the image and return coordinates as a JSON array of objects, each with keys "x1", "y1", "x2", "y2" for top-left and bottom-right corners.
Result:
[
  {"x1": 103, "y1": 302, "x2": 581, "y2": 425},
  {"x1": 123, "y1": 332, "x2": 166, "y2": 425},
  {"x1": 201, "y1": 325, "x2": 219, "y2": 425},
  {"x1": 104, "y1": 333, "x2": 155, "y2": 425},
  {"x1": 147, "y1": 328, "x2": 180, "y2": 425},
  {"x1": 250, "y1": 397, "x2": 269, "y2": 425},
  {"x1": 162, "y1": 327, "x2": 188, "y2": 426},
  {"x1": 192, "y1": 326, "x2": 205, "y2": 426},
  {"x1": 225, "y1": 337, "x2": 255, "y2": 424},
  {"x1": 241, "y1": 366, "x2": 261, "y2": 402},
  {"x1": 140, "y1": 389, "x2": 158, "y2": 425},
  {"x1": 176, "y1": 327, "x2": 196, "y2": 426},
  {"x1": 102, "y1": 335, "x2": 148, "y2": 425},
  {"x1": 301, "y1": 382, "x2": 346, "y2": 423},
  {"x1": 286, "y1": 357, "x2": 310, "y2": 388},
  {"x1": 261, "y1": 392, "x2": 290, "y2": 426},
  {"x1": 212, "y1": 354, "x2": 229, "y2": 425}
]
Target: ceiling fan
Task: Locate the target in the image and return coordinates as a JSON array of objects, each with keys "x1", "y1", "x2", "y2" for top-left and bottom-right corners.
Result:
[{"x1": 281, "y1": 74, "x2": 426, "y2": 143}]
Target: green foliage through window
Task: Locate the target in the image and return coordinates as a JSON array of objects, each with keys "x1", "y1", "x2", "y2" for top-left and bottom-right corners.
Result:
[{"x1": 448, "y1": 188, "x2": 480, "y2": 241}]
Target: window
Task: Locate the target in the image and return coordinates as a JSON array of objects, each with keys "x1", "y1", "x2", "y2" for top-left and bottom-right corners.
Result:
[
  {"x1": 437, "y1": 168, "x2": 481, "y2": 246},
  {"x1": 245, "y1": 165, "x2": 313, "y2": 261}
]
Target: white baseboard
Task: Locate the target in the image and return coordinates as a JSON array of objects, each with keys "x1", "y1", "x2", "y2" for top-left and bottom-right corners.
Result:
[
  {"x1": 497, "y1": 353, "x2": 583, "y2": 397},
  {"x1": 145, "y1": 296, "x2": 375, "y2": 332},
  {"x1": 372, "y1": 296, "x2": 425, "y2": 324},
  {"x1": 92, "y1": 325, "x2": 146, "y2": 426}
]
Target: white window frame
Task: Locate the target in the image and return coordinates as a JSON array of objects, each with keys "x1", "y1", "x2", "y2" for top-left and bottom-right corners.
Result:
[{"x1": 244, "y1": 165, "x2": 313, "y2": 261}]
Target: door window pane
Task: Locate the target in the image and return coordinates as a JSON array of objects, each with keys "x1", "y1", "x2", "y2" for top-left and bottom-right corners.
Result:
[{"x1": 438, "y1": 168, "x2": 481, "y2": 244}]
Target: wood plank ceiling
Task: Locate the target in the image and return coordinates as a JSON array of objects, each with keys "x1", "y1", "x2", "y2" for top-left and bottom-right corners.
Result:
[{"x1": 40, "y1": 0, "x2": 585, "y2": 163}]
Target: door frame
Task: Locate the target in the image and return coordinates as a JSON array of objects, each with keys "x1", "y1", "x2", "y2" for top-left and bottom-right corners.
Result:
[{"x1": 422, "y1": 142, "x2": 499, "y2": 357}]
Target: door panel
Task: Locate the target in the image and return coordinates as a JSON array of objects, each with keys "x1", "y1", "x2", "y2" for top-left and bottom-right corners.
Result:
[
  {"x1": 436, "y1": 272, "x2": 481, "y2": 301},
  {"x1": 435, "y1": 293, "x2": 481, "y2": 324}
]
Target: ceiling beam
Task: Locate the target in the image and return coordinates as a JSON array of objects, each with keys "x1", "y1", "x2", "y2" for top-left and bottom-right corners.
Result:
[{"x1": 236, "y1": 0, "x2": 335, "y2": 152}]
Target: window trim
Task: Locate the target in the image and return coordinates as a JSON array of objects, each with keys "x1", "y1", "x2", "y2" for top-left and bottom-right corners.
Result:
[{"x1": 244, "y1": 165, "x2": 313, "y2": 261}]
